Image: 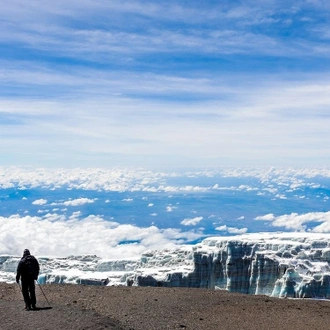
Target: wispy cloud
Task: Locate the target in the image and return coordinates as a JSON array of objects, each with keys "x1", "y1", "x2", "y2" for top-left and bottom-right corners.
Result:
[
  {"x1": 1, "y1": 1, "x2": 330, "y2": 167},
  {"x1": 2, "y1": 1, "x2": 329, "y2": 59}
]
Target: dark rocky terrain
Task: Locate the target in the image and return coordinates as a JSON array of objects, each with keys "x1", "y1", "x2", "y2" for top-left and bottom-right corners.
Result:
[{"x1": 1, "y1": 282, "x2": 330, "y2": 329}]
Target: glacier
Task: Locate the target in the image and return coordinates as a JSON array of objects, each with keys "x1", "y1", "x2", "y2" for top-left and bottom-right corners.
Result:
[{"x1": 2, "y1": 233, "x2": 330, "y2": 299}]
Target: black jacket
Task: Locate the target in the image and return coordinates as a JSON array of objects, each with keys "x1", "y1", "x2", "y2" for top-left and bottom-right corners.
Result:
[{"x1": 16, "y1": 255, "x2": 40, "y2": 281}]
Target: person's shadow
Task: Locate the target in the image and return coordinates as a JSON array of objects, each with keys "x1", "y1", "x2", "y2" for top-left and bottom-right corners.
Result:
[{"x1": 30, "y1": 307, "x2": 52, "y2": 311}]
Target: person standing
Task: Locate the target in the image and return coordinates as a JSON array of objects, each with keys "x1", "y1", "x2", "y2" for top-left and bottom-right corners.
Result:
[{"x1": 16, "y1": 249, "x2": 40, "y2": 310}]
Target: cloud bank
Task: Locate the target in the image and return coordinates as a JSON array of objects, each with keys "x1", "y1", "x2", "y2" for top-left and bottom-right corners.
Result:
[
  {"x1": 1, "y1": 166, "x2": 330, "y2": 192},
  {"x1": 0, "y1": 214, "x2": 202, "y2": 258},
  {"x1": 255, "y1": 211, "x2": 330, "y2": 232}
]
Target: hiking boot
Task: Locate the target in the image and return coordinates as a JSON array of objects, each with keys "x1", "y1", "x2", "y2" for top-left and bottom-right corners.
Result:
[
  {"x1": 32, "y1": 304, "x2": 37, "y2": 310},
  {"x1": 25, "y1": 305, "x2": 31, "y2": 311}
]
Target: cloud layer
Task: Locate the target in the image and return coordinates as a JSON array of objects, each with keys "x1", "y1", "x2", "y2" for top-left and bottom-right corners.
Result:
[{"x1": 1, "y1": 166, "x2": 330, "y2": 192}]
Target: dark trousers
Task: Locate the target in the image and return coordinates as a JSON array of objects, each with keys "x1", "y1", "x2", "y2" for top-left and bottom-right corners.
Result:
[{"x1": 21, "y1": 277, "x2": 36, "y2": 307}]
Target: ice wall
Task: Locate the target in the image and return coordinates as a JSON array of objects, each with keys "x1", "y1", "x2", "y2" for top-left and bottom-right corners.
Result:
[
  {"x1": 2, "y1": 233, "x2": 330, "y2": 299},
  {"x1": 131, "y1": 233, "x2": 330, "y2": 299}
]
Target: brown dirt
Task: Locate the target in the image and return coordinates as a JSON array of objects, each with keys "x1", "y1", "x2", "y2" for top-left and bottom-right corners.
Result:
[{"x1": 1, "y1": 282, "x2": 330, "y2": 329}]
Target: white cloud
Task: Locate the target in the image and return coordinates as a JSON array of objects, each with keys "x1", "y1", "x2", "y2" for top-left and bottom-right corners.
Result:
[
  {"x1": 275, "y1": 194, "x2": 287, "y2": 199},
  {"x1": 32, "y1": 199, "x2": 47, "y2": 205},
  {"x1": 215, "y1": 225, "x2": 227, "y2": 231},
  {"x1": 69, "y1": 211, "x2": 82, "y2": 219},
  {"x1": 227, "y1": 227, "x2": 248, "y2": 234},
  {"x1": 255, "y1": 211, "x2": 330, "y2": 232},
  {"x1": 38, "y1": 209, "x2": 49, "y2": 213},
  {"x1": 181, "y1": 216, "x2": 203, "y2": 226},
  {"x1": 255, "y1": 214, "x2": 275, "y2": 221},
  {"x1": 148, "y1": 203, "x2": 154, "y2": 207},
  {"x1": 1, "y1": 1, "x2": 330, "y2": 168},
  {"x1": 166, "y1": 205, "x2": 178, "y2": 212},
  {"x1": 2, "y1": 1, "x2": 328, "y2": 61},
  {"x1": 63, "y1": 198, "x2": 95, "y2": 206},
  {"x1": 215, "y1": 225, "x2": 247, "y2": 234},
  {"x1": 0, "y1": 213, "x2": 202, "y2": 258},
  {"x1": 50, "y1": 198, "x2": 95, "y2": 206},
  {"x1": 122, "y1": 198, "x2": 133, "y2": 202}
]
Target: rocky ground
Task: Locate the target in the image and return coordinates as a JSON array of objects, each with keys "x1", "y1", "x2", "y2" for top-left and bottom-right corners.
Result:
[{"x1": 1, "y1": 282, "x2": 330, "y2": 329}]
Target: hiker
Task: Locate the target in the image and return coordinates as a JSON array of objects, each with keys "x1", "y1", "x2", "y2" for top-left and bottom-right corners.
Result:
[{"x1": 16, "y1": 249, "x2": 40, "y2": 310}]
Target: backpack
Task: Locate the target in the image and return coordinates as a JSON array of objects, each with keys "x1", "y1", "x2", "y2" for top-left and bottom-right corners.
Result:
[{"x1": 24, "y1": 256, "x2": 36, "y2": 276}]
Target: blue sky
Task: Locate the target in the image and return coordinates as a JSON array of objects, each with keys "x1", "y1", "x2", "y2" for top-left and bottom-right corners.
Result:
[{"x1": 1, "y1": 0, "x2": 330, "y2": 168}]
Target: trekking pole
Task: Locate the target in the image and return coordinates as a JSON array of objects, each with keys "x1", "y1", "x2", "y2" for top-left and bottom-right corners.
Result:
[{"x1": 36, "y1": 280, "x2": 51, "y2": 307}]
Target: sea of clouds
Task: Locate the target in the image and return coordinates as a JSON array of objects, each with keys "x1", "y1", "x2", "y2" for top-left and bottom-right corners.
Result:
[{"x1": 1, "y1": 166, "x2": 330, "y2": 259}]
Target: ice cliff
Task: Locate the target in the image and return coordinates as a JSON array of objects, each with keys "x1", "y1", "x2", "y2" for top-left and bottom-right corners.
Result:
[
  {"x1": 2, "y1": 233, "x2": 330, "y2": 299},
  {"x1": 131, "y1": 233, "x2": 330, "y2": 299}
]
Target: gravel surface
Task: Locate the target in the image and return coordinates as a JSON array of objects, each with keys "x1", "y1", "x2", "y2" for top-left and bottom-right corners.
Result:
[{"x1": 1, "y1": 283, "x2": 330, "y2": 329}]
